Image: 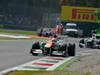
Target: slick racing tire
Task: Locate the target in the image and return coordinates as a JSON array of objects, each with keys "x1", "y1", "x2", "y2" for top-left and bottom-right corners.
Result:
[
  {"x1": 30, "y1": 42, "x2": 40, "y2": 56},
  {"x1": 61, "y1": 44, "x2": 67, "y2": 57},
  {"x1": 68, "y1": 43, "x2": 76, "y2": 56},
  {"x1": 31, "y1": 42, "x2": 40, "y2": 49},
  {"x1": 49, "y1": 48, "x2": 53, "y2": 56}
]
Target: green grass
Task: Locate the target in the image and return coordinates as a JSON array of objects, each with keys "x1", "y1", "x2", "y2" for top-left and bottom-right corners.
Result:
[
  {"x1": 5, "y1": 71, "x2": 92, "y2": 75},
  {"x1": 0, "y1": 29, "x2": 37, "y2": 36},
  {"x1": 40, "y1": 60, "x2": 59, "y2": 63}
]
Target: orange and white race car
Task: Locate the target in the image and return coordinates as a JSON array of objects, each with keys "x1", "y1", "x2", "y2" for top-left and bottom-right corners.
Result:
[{"x1": 30, "y1": 38, "x2": 76, "y2": 57}]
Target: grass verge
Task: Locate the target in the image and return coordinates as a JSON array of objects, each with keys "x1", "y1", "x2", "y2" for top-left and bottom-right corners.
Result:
[
  {"x1": 0, "y1": 29, "x2": 37, "y2": 36},
  {"x1": 5, "y1": 70, "x2": 92, "y2": 75},
  {"x1": 0, "y1": 38, "x2": 50, "y2": 40}
]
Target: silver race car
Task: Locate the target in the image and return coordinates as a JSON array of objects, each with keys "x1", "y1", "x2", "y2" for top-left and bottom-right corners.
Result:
[{"x1": 79, "y1": 34, "x2": 100, "y2": 49}]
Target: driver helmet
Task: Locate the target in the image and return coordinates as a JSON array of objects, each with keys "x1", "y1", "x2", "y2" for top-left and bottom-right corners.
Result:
[{"x1": 51, "y1": 38, "x2": 57, "y2": 42}]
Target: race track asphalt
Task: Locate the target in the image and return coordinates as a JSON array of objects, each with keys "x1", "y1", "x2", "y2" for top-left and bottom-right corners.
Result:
[{"x1": 0, "y1": 40, "x2": 41, "y2": 71}]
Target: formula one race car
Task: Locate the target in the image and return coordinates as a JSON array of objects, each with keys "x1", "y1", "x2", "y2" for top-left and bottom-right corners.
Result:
[
  {"x1": 79, "y1": 34, "x2": 100, "y2": 49},
  {"x1": 30, "y1": 39, "x2": 76, "y2": 57},
  {"x1": 37, "y1": 28, "x2": 56, "y2": 37}
]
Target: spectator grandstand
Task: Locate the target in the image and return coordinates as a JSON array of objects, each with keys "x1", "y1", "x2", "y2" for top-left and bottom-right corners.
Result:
[
  {"x1": 0, "y1": 0, "x2": 99, "y2": 31},
  {"x1": 0, "y1": 0, "x2": 60, "y2": 30}
]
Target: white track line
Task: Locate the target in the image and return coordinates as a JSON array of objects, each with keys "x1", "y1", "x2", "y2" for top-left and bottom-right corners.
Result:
[{"x1": 0, "y1": 34, "x2": 30, "y2": 38}]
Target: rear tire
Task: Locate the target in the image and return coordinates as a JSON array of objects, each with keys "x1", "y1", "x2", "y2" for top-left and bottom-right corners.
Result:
[{"x1": 68, "y1": 43, "x2": 76, "y2": 56}]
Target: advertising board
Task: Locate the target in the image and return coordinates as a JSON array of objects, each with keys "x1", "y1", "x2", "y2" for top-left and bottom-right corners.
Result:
[{"x1": 61, "y1": 6, "x2": 100, "y2": 23}]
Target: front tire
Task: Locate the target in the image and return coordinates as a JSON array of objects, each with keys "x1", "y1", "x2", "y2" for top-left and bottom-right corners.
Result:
[{"x1": 30, "y1": 42, "x2": 40, "y2": 56}]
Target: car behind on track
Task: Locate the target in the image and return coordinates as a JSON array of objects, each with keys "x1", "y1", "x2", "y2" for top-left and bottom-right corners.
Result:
[{"x1": 79, "y1": 34, "x2": 100, "y2": 49}]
